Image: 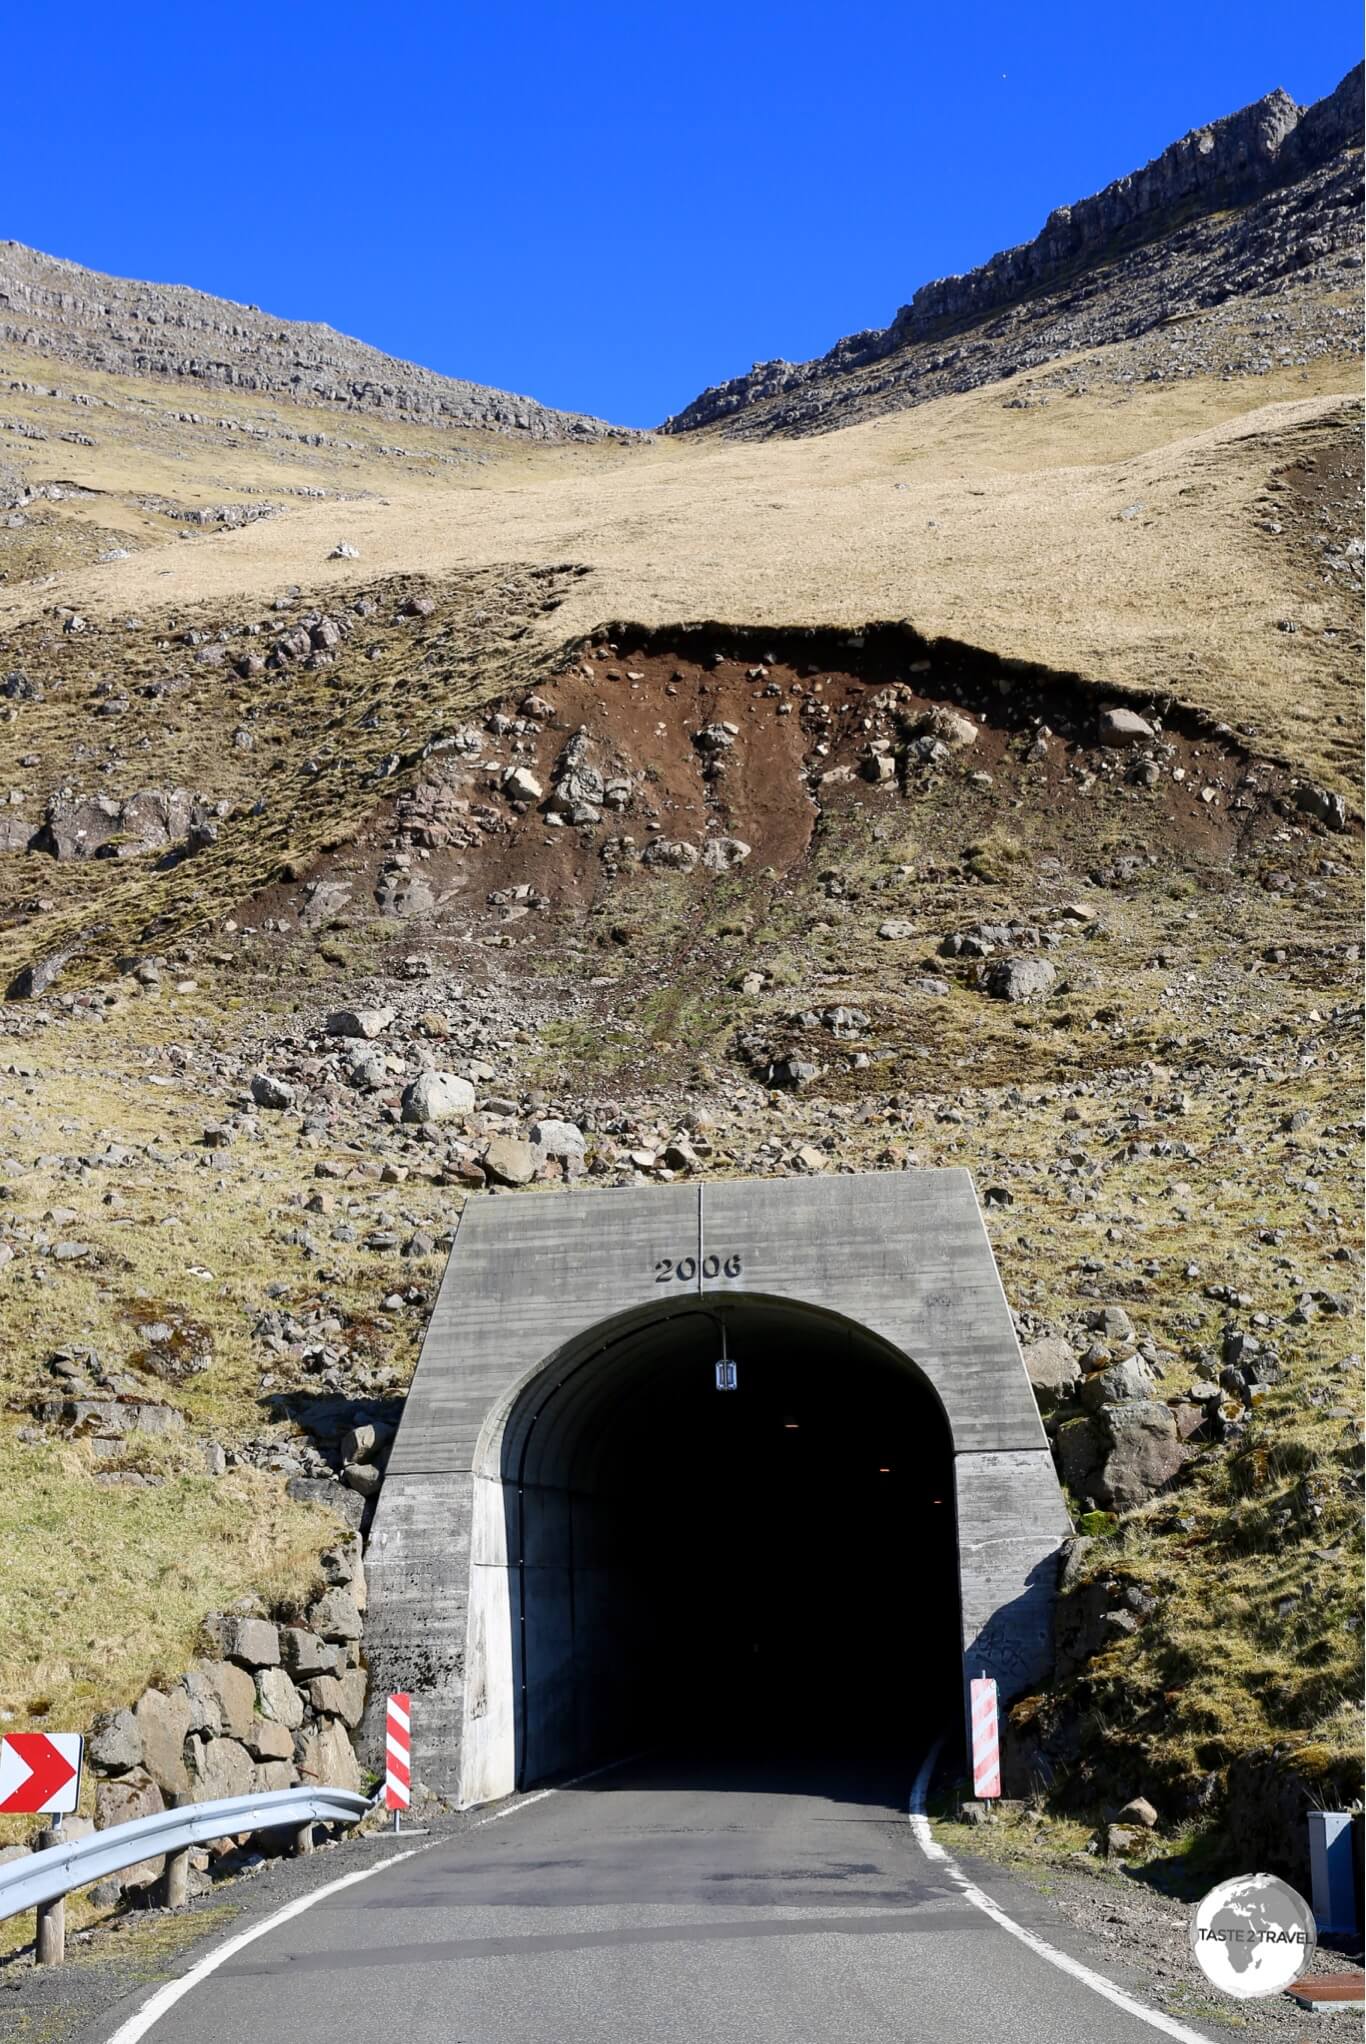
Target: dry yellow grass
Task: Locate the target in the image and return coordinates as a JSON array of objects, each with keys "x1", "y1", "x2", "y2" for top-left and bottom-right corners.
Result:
[
  {"x1": 0, "y1": 996, "x2": 453, "y2": 1844},
  {"x1": 2, "y1": 338, "x2": 1360, "y2": 787},
  {"x1": 0, "y1": 301, "x2": 1358, "y2": 1875}
]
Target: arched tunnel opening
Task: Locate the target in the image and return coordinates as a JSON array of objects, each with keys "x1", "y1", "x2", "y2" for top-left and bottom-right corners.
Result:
[{"x1": 496, "y1": 1295, "x2": 960, "y2": 1792}]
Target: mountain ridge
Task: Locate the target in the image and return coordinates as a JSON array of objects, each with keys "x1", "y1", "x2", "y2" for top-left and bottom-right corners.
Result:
[
  {"x1": 663, "y1": 63, "x2": 1364, "y2": 436},
  {"x1": 0, "y1": 239, "x2": 632, "y2": 444}
]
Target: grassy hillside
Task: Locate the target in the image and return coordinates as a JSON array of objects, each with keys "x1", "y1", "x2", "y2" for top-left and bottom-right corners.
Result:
[{"x1": 0, "y1": 288, "x2": 1359, "y2": 1882}]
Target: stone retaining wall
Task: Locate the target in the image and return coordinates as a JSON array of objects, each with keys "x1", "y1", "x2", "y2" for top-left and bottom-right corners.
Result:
[{"x1": 80, "y1": 1534, "x2": 367, "y2": 1898}]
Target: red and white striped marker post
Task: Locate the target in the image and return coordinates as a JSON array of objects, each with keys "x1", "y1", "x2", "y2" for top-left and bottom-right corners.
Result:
[
  {"x1": 384, "y1": 1692, "x2": 411, "y2": 1830},
  {"x1": 970, "y1": 1676, "x2": 1001, "y2": 1800}
]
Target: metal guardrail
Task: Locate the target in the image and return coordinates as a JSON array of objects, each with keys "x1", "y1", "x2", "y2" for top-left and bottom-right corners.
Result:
[{"x1": 0, "y1": 1784, "x2": 374, "y2": 1922}]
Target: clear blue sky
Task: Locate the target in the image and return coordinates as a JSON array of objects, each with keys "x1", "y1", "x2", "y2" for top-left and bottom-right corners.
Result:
[{"x1": 2, "y1": 3, "x2": 1357, "y2": 427}]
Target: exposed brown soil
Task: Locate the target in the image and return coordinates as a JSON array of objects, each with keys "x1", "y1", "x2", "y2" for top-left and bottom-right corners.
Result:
[{"x1": 244, "y1": 621, "x2": 1311, "y2": 961}]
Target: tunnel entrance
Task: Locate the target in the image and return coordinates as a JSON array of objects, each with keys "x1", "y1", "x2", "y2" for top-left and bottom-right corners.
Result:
[
  {"x1": 498, "y1": 1297, "x2": 959, "y2": 1789},
  {"x1": 363, "y1": 1172, "x2": 1073, "y2": 1808}
]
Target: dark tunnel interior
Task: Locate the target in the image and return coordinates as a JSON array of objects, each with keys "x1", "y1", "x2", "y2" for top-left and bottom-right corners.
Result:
[{"x1": 500, "y1": 1298, "x2": 961, "y2": 1790}]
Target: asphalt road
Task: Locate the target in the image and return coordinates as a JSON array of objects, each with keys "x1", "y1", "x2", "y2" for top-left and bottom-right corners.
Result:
[{"x1": 118, "y1": 1751, "x2": 1205, "y2": 2044}]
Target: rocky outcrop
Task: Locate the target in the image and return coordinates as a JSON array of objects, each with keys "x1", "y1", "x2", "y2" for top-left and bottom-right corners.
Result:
[
  {"x1": 881, "y1": 85, "x2": 1303, "y2": 337},
  {"x1": 664, "y1": 66, "x2": 1363, "y2": 438},
  {"x1": 27, "y1": 789, "x2": 222, "y2": 862},
  {"x1": 0, "y1": 243, "x2": 629, "y2": 443}
]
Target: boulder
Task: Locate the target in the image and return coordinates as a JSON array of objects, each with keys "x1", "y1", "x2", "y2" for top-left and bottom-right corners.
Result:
[
  {"x1": 1171, "y1": 1401, "x2": 1210, "y2": 1441},
  {"x1": 1294, "y1": 782, "x2": 1347, "y2": 830},
  {"x1": 335, "y1": 1669, "x2": 368, "y2": 1727},
  {"x1": 502, "y1": 766, "x2": 543, "y2": 804},
  {"x1": 982, "y1": 956, "x2": 1057, "y2": 1002},
  {"x1": 641, "y1": 839, "x2": 699, "y2": 871},
  {"x1": 7, "y1": 944, "x2": 80, "y2": 1000},
  {"x1": 1055, "y1": 1416, "x2": 1104, "y2": 1501},
  {"x1": 325, "y1": 1006, "x2": 395, "y2": 1040},
  {"x1": 1095, "y1": 1403, "x2": 1186, "y2": 1508},
  {"x1": 286, "y1": 1475, "x2": 365, "y2": 1529},
  {"x1": 250, "y1": 1073, "x2": 295, "y2": 1111},
  {"x1": 214, "y1": 1616, "x2": 280, "y2": 1669},
  {"x1": 700, "y1": 837, "x2": 752, "y2": 871},
  {"x1": 917, "y1": 706, "x2": 978, "y2": 748},
  {"x1": 1057, "y1": 1534, "x2": 1094, "y2": 1591},
  {"x1": 1104, "y1": 1824, "x2": 1143, "y2": 1858},
  {"x1": 318, "y1": 1538, "x2": 363, "y2": 1589},
  {"x1": 306, "y1": 1673, "x2": 366, "y2": 1726},
  {"x1": 279, "y1": 1627, "x2": 333, "y2": 1680},
  {"x1": 185, "y1": 1734, "x2": 254, "y2": 1803},
  {"x1": 342, "y1": 1461, "x2": 383, "y2": 1497},
  {"x1": 256, "y1": 1666, "x2": 305, "y2": 1729},
  {"x1": 185, "y1": 1658, "x2": 256, "y2": 1741},
  {"x1": 401, "y1": 1071, "x2": 475, "y2": 1124},
  {"x1": 88, "y1": 1707, "x2": 142, "y2": 1774},
  {"x1": 36, "y1": 788, "x2": 198, "y2": 861},
  {"x1": 1080, "y1": 1356, "x2": 1154, "y2": 1411},
  {"x1": 244, "y1": 1717, "x2": 296, "y2": 1763},
  {"x1": 94, "y1": 1769, "x2": 165, "y2": 1888},
  {"x1": 0, "y1": 814, "x2": 37, "y2": 854},
  {"x1": 1117, "y1": 1795, "x2": 1159, "y2": 1829},
  {"x1": 548, "y1": 764, "x2": 605, "y2": 813},
  {"x1": 1098, "y1": 706, "x2": 1155, "y2": 747},
  {"x1": 308, "y1": 1589, "x2": 363, "y2": 1643},
  {"x1": 294, "y1": 1717, "x2": 362, "y2": 1793},
  {"x1": 345, "y1": 1046, "x2": 389, "y2": 1092},
  {"x1": 133, "y1": 1687, "x2": 192, "y2": 1796},
  {"x1": 483, "y1": 1135, "x2": 537, "y2": 1187},
  {"x1": 529, "y1": 1118, "x2": 585, "y2": 1162},
  {"x1": 1089, "y1": 1305, "x2": 1136, "y2": 1343},
  {"x1": 340, "y1": 1424, "x2": 383, "y2": 1465},
  {"x1": 1023, "y1": 1337, "x2": 1081, "y2": 1412},
  {"x1": 254, "y1": 1760, "x2": 297, "y2": 1792}
]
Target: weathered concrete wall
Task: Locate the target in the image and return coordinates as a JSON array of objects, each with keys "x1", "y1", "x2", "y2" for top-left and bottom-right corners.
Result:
[{"x1": 363, "y1": 1170, "x2": 1071, "y2": 1803}]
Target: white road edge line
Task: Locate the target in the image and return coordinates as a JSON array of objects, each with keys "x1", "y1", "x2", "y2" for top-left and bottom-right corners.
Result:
[
  {"x1": 909, "y1": 1741, "x2": 1214, "y2": 2044},
  {"x1": 105, "y1": 1752, "x2": 642, "y2": 2043},
  {"x1": 102, "y1": 1848, "x2": 420, "y2": 2044},
  {"x1": 471, "y1": 1750, "x2": 642, "y2": 1827}
]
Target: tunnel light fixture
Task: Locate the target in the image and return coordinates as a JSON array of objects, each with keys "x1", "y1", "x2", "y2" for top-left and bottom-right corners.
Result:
[
  {"x1": 714, "y1": 1323, "x2": 736, "y2": 1391},
  {"x1": 878, "y1": 1466, "x2": 892, "y2": 1474},
  {"x1": 783, "y1": 1417, "x2": 799, "y2": 1430}
]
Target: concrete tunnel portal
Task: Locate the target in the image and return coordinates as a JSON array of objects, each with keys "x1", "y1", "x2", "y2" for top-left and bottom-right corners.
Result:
[{"x1": 363, "y1": 1171, "x2": 1073, "y2": 1807}]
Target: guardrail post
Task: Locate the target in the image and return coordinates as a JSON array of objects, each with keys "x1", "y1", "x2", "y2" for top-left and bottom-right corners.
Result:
[
  {"x1": 161, "y1": 1792, "x2": 191, "y2": 1909},
  {"x1": 292, "y1": 1821, "x2": 314, "y2": 1858},
  {"x1": 34, "y1": 1827, "x2": 64, "y2": 1965}
]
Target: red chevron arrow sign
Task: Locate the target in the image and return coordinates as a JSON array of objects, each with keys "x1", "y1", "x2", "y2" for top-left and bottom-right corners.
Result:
[{"x1": 0, "y1": 1733, "x2": 83, "y2": 1814}]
